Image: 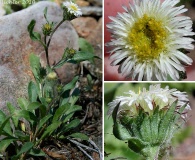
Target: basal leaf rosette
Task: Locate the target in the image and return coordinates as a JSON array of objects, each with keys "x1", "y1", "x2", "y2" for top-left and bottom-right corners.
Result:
[
  {"x1": 106, "y1": 0, "x2": 194, "y2": 81},
  {"x1": 108, "y1": 84, "x2": 190, "y2": 159}
]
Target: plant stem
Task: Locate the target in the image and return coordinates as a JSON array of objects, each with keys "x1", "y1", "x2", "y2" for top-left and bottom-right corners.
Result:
[
  {"x1": 47, "y1": 19, "x2": 65, "y2": 48},
  {"x1": 44, "y1": 35, "x2": 50, "y2": 67},
  {"x1": 142, "y1": 146, "x2": 160, "y2": 160},
  {"x1": 44, "y1": 19, "x2": 65, "y2": 67}
]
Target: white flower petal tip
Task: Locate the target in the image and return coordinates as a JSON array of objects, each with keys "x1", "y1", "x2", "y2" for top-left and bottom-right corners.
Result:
[{"x1": 106, "y1": 0, "x2": 195, "y2": 81}]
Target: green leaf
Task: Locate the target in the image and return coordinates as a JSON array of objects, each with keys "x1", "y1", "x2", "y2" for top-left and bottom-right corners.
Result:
[
  {"x1": 27, "y1": 20, "x2": 41, "y2": 41},
  {"x1": 39, "y1": 122, "x2": 61, "y2": 142},
  {"x1": 34, "y1": 32, "x2": 41, "y2": 41},
  {"x1": 72, "y1": 51, "x2": 97, "y2": 63},
  {"x1": 44, "y1": 7, "x2": 48, "y2": 21},
  {"x1": 61, "y1": 119, "x2": 80, "y2": 134},
  {"x1": 0, "y1": 111, "x2": 12, "y2": 136},
  {"x1": 0, "y1": 139, "x2": 15, "y2": 153},
  {"x1": 15, "y1": 130, "x2": 30, "y2": 141},
  {"x1": 27, "y1": 102, "x2": 42, "y2": 112},
  {"x1": 62, "y1": 105, "x2": 82, "y2": 123},
  {"x1": 112, "y1": 101, "x2": 120, "y2": 123},
  {"x1": 7, "y1": 103, "x2": 18, "y2": 127},
  {"x1": 62, "y1": 76, "x2": 79, "y2": 93},
  {"x1": 39, "y1": 97, "x2": 47, "y2": 106},
  {"x1": 78, "y1": 38, "x2": 94, "y2": 54},
  {"x1": 113, "y1": 122, "x2": 131, "y2": 141},
  {"x1": 53, "y1": 58, "x2": 68, "y2": 69},
  {"x1": 69, "y1": 133, "x2": 89, "y2": 140},
  {"x1": 69, "y1": 88, "x2": 80, "y2": 106},
  {"x1": 28, "y1": 81, "x2": 38, "y2": 102},
  {"x1": 29, "y1": 148, "x2": 45, "y2": 157},
  {"x1": 112, "y1": 102, "x2": 132, "y2": 140},
  {"x1": 14, "y1": 110, "x2": 37, "y2": 125},
  {"x1": 29, "y1": 53, "x2": 41, "y2": 82},
  {"x1": 17, "y1": 98, "x2": 29, "y2": 110},
  {"x1": 39, "y1": 104, "x2": 47, "y2": 118},
  {"x1": 52, "y1": 104, "x2": 71, "y2": 122},
  {"x1": 128, "y1": 137, "x2": 148, "y2": 153},
  {"x1": 12, "y1": 142, "x2": 34, "y2": 159},
  {"x1": 36, "y1": 114, "x2": 52, "y2": 134},
  {"x1": 6, "y1": 102, "x2": 16, "y2": 115},
  {"x1": 66, "y1": 105, "x2": 82, "y2": 114}
]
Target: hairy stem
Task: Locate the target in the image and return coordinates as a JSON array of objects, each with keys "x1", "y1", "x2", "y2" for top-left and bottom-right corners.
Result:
[{"x1": 143, "y1": 146, "x2": 160, "y2": 160}]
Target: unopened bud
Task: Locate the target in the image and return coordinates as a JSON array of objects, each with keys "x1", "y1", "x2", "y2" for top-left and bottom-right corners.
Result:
[
  {"x1": 47, "y1": 72, "x2": 57, "y2": 80},
  {"x1": 42, "y1": 23, "x2": 52, "y2": 36}
]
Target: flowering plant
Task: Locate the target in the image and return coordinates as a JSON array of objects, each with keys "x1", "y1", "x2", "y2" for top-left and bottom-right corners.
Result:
[{"x1": 0, "y1": 1, "x2": 100, "y2": 159}]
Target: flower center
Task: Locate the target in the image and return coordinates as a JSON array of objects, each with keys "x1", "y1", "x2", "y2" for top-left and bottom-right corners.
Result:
[
  {"x1": 127, "y1": 14, "x2": 167, "y2": 62},
  {"x1": 70, "y1": 4, "x2": 78, "y2": 11}
]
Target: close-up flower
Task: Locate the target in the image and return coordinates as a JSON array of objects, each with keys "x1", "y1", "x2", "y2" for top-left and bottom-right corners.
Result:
[
  {"x1": 108, "y1": 84, "x2": 190, "y2": 118},
  {"x1": 105, "y1": 83, "x2": 194, "y2": 160},
  {"x1": 106, "y1": 0, "x2": 195, "y2": 81},
  {"x1": 63, "y1": 1, "x2": 82, "y2": 17}
]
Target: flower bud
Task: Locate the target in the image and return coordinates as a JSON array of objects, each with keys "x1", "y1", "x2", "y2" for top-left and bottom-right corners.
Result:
[
  {"x1": 42, "y1": 23, "x2": 52, "y2": 36},
  {"x1": 47, "y1": 72, "x2": 57, "y2": 80},
  {"x1": 63, "y1": 48, "x2": 77, "y2": 59}
]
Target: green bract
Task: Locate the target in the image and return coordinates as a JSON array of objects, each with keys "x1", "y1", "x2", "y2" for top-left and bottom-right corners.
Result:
[{"x1": 108, "y1": 84, "x2": 190, "y2": 159}]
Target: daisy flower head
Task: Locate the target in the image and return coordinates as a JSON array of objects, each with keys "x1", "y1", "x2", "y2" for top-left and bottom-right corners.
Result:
[
  {"x1": 107, "y1": 0, "x2": 195, "y2": 81},
  {"x1": 108, "y1": 84, "x2": 190, "y2": 118},
  {"x1": 63, "y1": 1, "x2": 82, "y2": 17}
]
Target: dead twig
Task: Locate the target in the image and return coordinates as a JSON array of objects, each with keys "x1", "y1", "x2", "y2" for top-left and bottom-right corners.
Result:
[
  {"x1": 68, "y1": 139, "x2": 98, "y2": 153},
  {"x1": 77, "y1": 145, "x2": 94, "y2": 160},
  {"x1": 88, "y1": 139, "x2": 103, "y2": 160},
  {"x1": 80, "y1": 104, "x2": 90, "y2": 124}
]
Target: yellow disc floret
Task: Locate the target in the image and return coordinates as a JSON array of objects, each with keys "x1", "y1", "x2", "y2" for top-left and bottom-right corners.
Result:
[
  {"x1": 42, "y1": 23, "x2": 52, "y2": 36},
  {"x1": 70, "y1": 4, "x2": 78, "y2": 12},
  {"x1": 44, "y1": 23, "x2": 52, "y2": 31},
  {"x1": 127, "y1": 14, "x2": 168, "y2": 62}
]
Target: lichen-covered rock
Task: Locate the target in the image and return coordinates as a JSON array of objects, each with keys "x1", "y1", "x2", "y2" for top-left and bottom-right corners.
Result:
[{"x1": 0, "y1": 1, "x2": 79, "y2": 110}]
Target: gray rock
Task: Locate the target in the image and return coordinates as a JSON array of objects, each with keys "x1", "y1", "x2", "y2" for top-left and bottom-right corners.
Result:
[
  {"x1": 87, "y1": 0, "x2": 102, "y2": 6},
  {"x1": 81, "y1": 6, "x2": 102, "y2": 16},
  {"x1": 0, "y1": 4, "x2": 5, "y2": 16},
  {"x1": 0, "y1": 1, "x2": 79, "y2": 110},
  {"x1": 0, "y1": 66, "x2": 26, "y2": 113}
]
